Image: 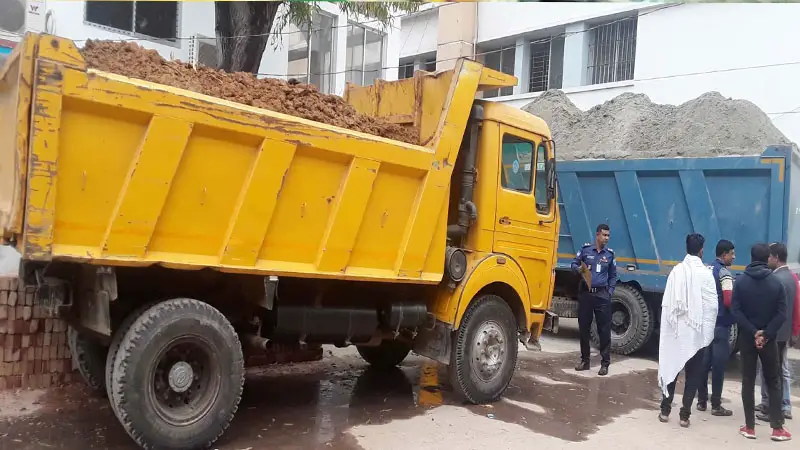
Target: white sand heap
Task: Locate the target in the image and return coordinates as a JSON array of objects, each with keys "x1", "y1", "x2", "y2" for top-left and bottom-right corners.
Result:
[{"x1": 522, "y1": 90, "x2": 790, "y2": 160}]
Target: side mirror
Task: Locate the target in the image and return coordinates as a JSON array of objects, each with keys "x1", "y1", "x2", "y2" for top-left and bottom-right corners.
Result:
[{"x1": 546, "y1": 158, "x2": 557, "y2": 201}]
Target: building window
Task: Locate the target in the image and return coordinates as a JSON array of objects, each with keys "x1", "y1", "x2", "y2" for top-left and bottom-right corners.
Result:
[
  {"x1": 399, "y1": 61, "x2": 414, "y2": 79},
  {"x1": 85, "y1": 1, "x2": 179, "y2": 41},
  {"x1": 346, "y1": 23, "x2": 384, "y2": 87},
  {"x1": 587, "y1": 16, "x2": 637, "y2": 85},
  {"x1": 423, "y1": 57, "x2": 436, "y2": 72},
  {"x1": 529, "y1": 36, "x2": 564, "y2": 93},
  {"x1": 286, "y1": 13, "x2": 335, "y2": 92},
  {"x1": 481, "y1": 45, "x2": 515, "y2": 98}
]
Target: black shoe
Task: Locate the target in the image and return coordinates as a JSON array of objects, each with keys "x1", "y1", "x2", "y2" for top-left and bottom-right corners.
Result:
[
  {"x1": 575, "y1": 361, "x2": 590, "y2": 371},
  {"x1": 697, "y1": 402, "x2": 707, "y2": 412},
  {"x1": 711, "y1": 406, "x2": 733, "y2": 417},
  {"x1": 757, "y1": 412, "x2": 770, "y2": 422},
  {"x1": 785, "y1": 411, "x2": 793, "y2": 420},
  {"x1": 755, "y1": 404, "x2": 767, "y2": 413},
  {"x1": 598, "y1": 365, "x2": 609, "y2": 376}
]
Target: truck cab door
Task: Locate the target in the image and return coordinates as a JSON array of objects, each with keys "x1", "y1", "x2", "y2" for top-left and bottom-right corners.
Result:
[{"x1": 492, "y1": 127, "x2": 557, "y2": 310}]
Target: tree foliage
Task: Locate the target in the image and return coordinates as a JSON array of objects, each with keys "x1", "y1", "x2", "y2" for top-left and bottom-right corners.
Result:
[{"x1": 216, "y1": 1, "x2": 423, "y2": 74}]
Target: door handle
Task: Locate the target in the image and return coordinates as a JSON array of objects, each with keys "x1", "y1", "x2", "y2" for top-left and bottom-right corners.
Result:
[{"x1": 499, "y1": 216, "x2": 511, "y2": 225}]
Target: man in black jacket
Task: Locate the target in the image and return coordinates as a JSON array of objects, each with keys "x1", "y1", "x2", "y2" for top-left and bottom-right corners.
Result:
[{"x1": 731, "y1": 243, "x2": 791, "y2": 441}]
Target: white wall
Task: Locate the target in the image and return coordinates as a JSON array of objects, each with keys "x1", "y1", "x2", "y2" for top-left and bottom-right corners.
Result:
[
  {"x1": 46, "y1": 1, "x2": 208, "y2": 61},
  {"x1": 476, "y1": 1, "x2": 649, "y2": 44},
  {"x1": 480, "y1": 3, "x2": 800, "y2": 145},
  {"x1": 399, "y1": 9, "x2": 438, "y2": 59}
]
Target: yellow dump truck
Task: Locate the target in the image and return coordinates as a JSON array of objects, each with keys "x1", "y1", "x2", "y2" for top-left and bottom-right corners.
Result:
[{"x1": 1, "y1": 34, "x2": 559, "y2": 449}]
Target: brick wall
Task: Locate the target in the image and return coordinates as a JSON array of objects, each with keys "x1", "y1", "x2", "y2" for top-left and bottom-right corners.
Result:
[
  {"x1": 0, "y1": 277, "x2": 75, "y2": 390},
  {"x1": 0, "y1": 276, "x2": 324, "y2": 391}
]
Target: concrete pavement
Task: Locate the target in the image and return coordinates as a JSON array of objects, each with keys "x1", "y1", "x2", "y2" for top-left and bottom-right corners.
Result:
[{"x1": 0, "y1": 319, "x2": 797, "y2": 449}]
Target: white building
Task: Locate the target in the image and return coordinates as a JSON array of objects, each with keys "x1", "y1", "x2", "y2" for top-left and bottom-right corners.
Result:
[
  {"x1": 1, "y1": 0, "x2": 407, "y2": 96},
  {"x1": 399, "y1": 2, "x2": 800, "y2": 144}
]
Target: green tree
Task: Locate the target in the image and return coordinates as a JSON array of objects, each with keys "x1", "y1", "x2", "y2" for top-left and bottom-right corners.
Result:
[{"x1": 215, "y1": 1, "x2": 422, "y2": 73}]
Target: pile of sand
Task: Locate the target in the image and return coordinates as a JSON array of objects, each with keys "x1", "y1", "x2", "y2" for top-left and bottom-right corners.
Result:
[
  {"x1": 522, "y1": 90, "x2": 790, "y2": 160},
  {"x1": 81, "y1": 40, "x2": 418, "y2": 145}
]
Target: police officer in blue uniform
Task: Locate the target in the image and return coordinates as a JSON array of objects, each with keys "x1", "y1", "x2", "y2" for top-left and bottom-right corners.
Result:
[{"x1": 571, "y1": 223, "x2": 617, "y2": 376}]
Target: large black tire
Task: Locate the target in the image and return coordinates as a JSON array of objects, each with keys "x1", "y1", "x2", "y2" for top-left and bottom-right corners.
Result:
[
  {"x1": 106, "y1": 302, "x2": 158, "y2": 417},
  {"x1": 728, "y1": 323, "x2": 740, "y2": 356},
  {"x1": 449, "y1": 294, "x2": 518, "y2": 404},
  {"x1": 108, "y1": 299, "x2": 245, "y2": 450},
  {"x1": 549, "y1": 297, "x2": 579, "y2": 319},
  {"x1": 356, "y1": 340, "x2": 412, "y2": 369},
  {"x1": 67, "y1": 326, "x2": 108, "y2": 395},
  {"x1": 590, "y1": 284, "x2": 653, "y2": 355}
]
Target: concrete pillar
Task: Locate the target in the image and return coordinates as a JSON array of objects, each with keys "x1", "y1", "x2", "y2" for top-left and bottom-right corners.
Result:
[
  {"x1": 413, "y1": 57, "x2": 423, "y2": 72},
  {"x1": 435, "y1": 2, "x2": 476, "y2": 71},
  {"x1": 513, "y1": 36, "x2": 530, "y2": 95},
  {"x1": 562, "y1": 22, "x2": 590, "y2": 88},
  {"x1": 332, "y1": 12, "x2": 349, "y2": 96},
  {"x1": 383, "y1": 23, "x2": 401, "y2": 81}
]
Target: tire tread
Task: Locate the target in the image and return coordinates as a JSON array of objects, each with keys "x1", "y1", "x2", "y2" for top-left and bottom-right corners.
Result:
[
  {"x1": 450, "y1": 294, "x2": 518, "y2": 404},
  {"x1": 110, "y1": 298, "x2": 245, "y2": 450}
]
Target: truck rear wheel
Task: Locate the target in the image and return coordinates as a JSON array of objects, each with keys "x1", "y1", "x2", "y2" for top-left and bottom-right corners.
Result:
[
  {"x1": 67, "y1": 326, "x2": 107, "y2": 394},
  {"x1": 449, "y1": 294, "x2": 518, "y2": 404},
  {"x1": 108, "y1": 298, "x2": 245, "y2": 450},
  {"x1": 728, "y1": 323, "x2": 739, "y2": 356},
  {"x1": 590, "y1": 284, "x2": 653, "y2": 355},
  {"x1": 356, "y1": 340, "x2": 411, "y2": 369}
]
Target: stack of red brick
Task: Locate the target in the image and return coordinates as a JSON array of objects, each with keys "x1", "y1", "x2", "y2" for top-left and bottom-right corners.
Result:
[{"x1": 0, "y1": 276, "x2": 75, "y2": 390}]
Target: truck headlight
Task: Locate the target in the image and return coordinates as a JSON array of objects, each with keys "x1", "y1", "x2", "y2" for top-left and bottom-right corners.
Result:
[{"x1": 445, "y1": 247, "x2": 467, "y2": 282}]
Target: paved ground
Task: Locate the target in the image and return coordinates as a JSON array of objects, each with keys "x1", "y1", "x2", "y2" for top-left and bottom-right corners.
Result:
[{"x1": 0, "y1": 319, "x2": 798, "y2": 450}]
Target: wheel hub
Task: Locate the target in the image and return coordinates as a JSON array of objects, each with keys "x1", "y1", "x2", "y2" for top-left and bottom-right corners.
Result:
[
  {"x1": 472, "y1": 321, "x2": 506, "y2": 381},
  {"x1": 168, "y1": 361, "x2": 194, "y2": 393}
]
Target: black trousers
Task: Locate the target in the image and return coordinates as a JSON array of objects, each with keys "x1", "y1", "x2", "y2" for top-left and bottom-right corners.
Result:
[
  {"x1": 661, "y1": 347, "x2": 706, "y2": 420},
  {"x1": 740, "y1": 335, "x2": 784, "y2": 429},
  {"x1": 578, "y1": 292, "x2": 610, "y2": 366}
]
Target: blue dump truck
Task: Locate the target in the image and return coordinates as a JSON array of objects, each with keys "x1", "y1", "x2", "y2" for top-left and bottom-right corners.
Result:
[{"x1": 550, "y1": 145, "x2": 800, "y2": 355}]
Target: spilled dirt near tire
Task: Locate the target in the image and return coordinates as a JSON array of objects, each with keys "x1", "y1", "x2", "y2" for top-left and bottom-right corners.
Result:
[
  {"x1": 80, "y1": 40, "x2": 419, "y2": 145},
  {"x1": 0, "y1": 347, "x2": 665, "y2": 449}
]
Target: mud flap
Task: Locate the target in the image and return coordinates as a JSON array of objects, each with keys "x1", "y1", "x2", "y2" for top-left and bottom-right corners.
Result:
[
  {"x1": 413, "y1": 317, "x2": 452, "y2": 365},
  {"x1": 544, "y1": 310, "x2": 559, "y2": 333},
  {"x1": 521, "y1": 311, "x2": 559, "y2": 352}
]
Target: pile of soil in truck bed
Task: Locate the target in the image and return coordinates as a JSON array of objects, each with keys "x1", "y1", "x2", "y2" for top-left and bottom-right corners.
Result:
[{"x1": 81, "y1": 40, "x2": 419, "y2": 145}]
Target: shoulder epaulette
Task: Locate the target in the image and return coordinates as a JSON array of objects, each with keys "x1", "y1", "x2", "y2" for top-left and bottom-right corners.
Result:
[
  {"x1": 582, "y1": 242, "x2": 592, "y2": 247},
  {"x1": 607, "y1": 248, "x2": 614, "y2": 253}
]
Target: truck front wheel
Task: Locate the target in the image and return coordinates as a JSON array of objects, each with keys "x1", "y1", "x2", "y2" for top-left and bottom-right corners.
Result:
[
  {"x1": 449, "y1": 294, "x2": 518, "y2": 404},
  {"x1": 357, "y1": 340, "x2": 411, "y2": 369},
  {"x1": 108, "y1": 298, "x2": 245, "y2": 450},
  {"x1": 67, "y1": 326, "x2": 108, "y2": 395}
]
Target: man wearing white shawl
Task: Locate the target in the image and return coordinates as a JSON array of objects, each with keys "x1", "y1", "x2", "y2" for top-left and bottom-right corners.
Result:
[{"x1": 657, "y1": 234, "x2": 718, "y2": 428}]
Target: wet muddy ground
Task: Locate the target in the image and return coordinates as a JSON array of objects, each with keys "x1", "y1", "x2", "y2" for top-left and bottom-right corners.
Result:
[{"x1": 1, "y1": 320, "x2": 798, "y2": 450}]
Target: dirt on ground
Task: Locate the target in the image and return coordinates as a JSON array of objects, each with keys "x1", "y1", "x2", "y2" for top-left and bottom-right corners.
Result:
[
  {"x1": 523, "y1": 90, "x2": 791, "y2": 160},
  {"x1": 81, "y1": 40, "x2": 419, "y2": 145}
]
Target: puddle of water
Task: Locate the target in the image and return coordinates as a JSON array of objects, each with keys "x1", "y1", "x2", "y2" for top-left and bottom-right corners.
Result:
[{"x1": 0, "y1": 350, "x2": 666, "y2": 449}]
